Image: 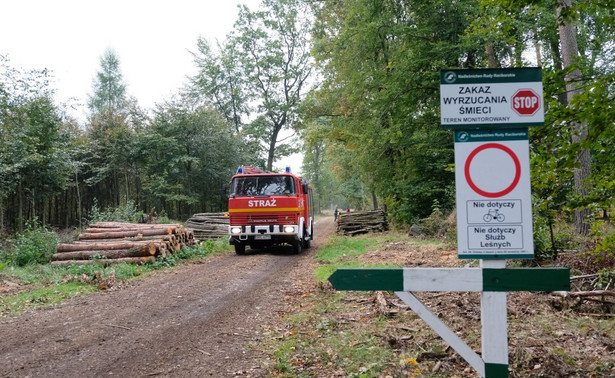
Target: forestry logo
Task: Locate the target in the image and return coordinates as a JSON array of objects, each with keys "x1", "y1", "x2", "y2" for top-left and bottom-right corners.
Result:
[{"x1": 443, "y1": 71, "x2": 457, "y2": 84}]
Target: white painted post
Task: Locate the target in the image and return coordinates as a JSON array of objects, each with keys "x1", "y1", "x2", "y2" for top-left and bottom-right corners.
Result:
[
  {"x1": 481, "y1": 260, "x2": 508, "y2": 377},
  {"x1": 396, "y1": 291, "x2": 486, "y2": 377}
]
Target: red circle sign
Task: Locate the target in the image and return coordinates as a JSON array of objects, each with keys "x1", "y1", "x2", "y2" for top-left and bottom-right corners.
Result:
[
  {"x1": 464, "y1": 143, "x2": 521, "y2": 198},
  {"x1": 511, "y1": 89, "x2": 540, "y2": 116}
]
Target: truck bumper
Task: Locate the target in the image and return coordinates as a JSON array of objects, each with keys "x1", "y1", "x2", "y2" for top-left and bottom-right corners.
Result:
[{"x1": 228, "y1": 224, "x2": 300, "y2": 245}]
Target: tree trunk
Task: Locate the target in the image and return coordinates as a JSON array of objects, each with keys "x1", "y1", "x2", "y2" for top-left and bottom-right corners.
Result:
[
  {"x1": 485, "y1": 44, "x2": 498, "y2": 68},
  {"x1": 18, "y1": 179, "x2": 23, "y2": 233},
  {"x1": 371, "y1": 191, "x2": 379, "y2": 210},
  {"x1": 533, "y1": 29, "x2": 542, "y2": 66},
  {"x1": 78, "y1": 228, "x2": 173, "y2": 240},
  {"x1": 557, "y1": 0, "x2": 591, "y2": 235},
  {"x1": 267, "y1": 122, "x2": 282, "y2": 171},
  {"x1": 53, "y1": 245, "x2": 157, "y2": 261},
  {"x1": 51, "y1": 256, "x2": 155, "y2": 266},
  {"x1": 57, "y1": 241, "x2": 159, "y2": 252}
]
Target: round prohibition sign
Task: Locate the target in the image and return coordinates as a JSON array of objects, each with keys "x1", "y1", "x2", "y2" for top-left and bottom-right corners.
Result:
[{"x1": 464, "y1": 143, "x2": 521, "y2": 198}]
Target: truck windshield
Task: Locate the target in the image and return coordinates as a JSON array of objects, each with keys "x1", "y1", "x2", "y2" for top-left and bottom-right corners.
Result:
[{"x1": 231, "y1": 175, "x2": 295, "y2": 196}]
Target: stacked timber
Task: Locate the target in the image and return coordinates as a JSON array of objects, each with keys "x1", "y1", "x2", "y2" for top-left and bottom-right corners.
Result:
[
  {"x1": 186, "y1": 212, "x2": 229, "y2": 240},
  {"x1": 337, "y1": 209, "x2": 388, "y2": 236},
  {"x1": 52, "y1": 222, "x2": 197, "y2": 266}
]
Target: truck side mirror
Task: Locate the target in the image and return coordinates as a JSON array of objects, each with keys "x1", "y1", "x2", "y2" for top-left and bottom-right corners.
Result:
[{"x1": 221, "y1": 184, "x2": 229, "y2": 198}]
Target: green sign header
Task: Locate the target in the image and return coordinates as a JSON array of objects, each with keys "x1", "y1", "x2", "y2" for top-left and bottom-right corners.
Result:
[
  {"x1": 441, "y1": 67, "x2": 542, "y2": 85},
  {"x1": 455, "y1": 129, "x2": 529, "y2": 143}
]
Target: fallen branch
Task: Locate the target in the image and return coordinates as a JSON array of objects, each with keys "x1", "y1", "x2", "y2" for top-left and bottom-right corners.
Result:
[
  {"x1": 570, "y1": 274, "x2": 599, "y2": 280},
  {"x1": 51, "y1": 256, "x2": 155, "y2": 266},
  {"x1": 552, "y1": 290, "x2": 615, "y2": 298}
]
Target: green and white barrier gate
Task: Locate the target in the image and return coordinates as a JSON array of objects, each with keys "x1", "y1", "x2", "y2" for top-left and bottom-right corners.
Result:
[
  {"x1": 327, "y1": 67, "x2": 570, "y2": 377},
  {"x1": 328, "y1": 261, "x2": 570, "y2": 377}
]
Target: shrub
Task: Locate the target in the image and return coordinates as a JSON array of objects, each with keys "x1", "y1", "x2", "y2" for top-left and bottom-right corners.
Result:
[
  {"x1": 88, "y1": 199, "x2": 142, "y2": 224},
  {"x1": 1, "y1": 220, "x2": 59, "y2": 267}
]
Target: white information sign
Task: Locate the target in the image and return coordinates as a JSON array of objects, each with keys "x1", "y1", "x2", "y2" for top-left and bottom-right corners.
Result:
[
  {"x1": 440, "y1": 68, "x2": 544, "y2": 129},
  {"x1": 454, "y1": 129, "x2": 534, "y2": 259}
]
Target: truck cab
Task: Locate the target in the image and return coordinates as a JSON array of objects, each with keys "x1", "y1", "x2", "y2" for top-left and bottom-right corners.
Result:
[{"x1": 227, "y1": 166, "x2": 314, "y2": 255}]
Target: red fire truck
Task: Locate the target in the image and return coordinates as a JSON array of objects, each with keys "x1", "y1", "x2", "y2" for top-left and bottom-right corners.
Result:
[{"x1": 227, "y1": 166, "x2": 314, "y2": 255}]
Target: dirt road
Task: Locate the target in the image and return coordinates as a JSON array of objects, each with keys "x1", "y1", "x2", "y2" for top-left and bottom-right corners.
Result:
[{"x1": 0, "y1": 218, "x2": 334, "y2": 377}]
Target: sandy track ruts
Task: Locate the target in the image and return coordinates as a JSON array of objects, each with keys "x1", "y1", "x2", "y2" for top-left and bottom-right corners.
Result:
[{"x1": 0, "y1": 218, "x2": 334, "y2": 377}]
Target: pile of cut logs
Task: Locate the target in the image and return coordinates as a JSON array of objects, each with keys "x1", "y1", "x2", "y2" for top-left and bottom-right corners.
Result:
[
  {"x1": 185, "y1": 212, "x2": 229, "y2": 240},
  {"x1": 337, "y1": 209, "x2": 388, "y2": 236},
  {"x1": 52, "y1": 222, "x2": 197, "y2": 266}
]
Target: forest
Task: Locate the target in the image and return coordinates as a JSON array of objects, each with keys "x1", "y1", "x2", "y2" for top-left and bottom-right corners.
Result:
[{"x1": 1, "y1": 0, "x2": 614, "y2": 263}]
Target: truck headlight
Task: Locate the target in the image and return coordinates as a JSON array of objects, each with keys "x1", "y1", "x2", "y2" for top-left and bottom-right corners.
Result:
[
  {"x1": 231, "y1": 227, "x2": 242, "y2": 234},
  {"x1": 284, "y1": 226, "x2": 295, "y2": 233}
]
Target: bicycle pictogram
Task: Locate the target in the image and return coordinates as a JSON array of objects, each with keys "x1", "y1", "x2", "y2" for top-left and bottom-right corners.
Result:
[{"x1": 483, "y1": 209, "x2": 505, "y2": 222}]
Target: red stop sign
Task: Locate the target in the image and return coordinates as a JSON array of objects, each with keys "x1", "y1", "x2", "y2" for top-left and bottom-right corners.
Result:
[{"x1": 511, "y1": 89, "x2": 541, "y2": 116}]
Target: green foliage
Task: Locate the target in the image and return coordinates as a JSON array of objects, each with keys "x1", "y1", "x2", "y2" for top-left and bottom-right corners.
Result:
[
  {"x1": 316, "y1": 236, "x2": 379, "y2": 263},
  {"x1": 139, "y1": 100, "x2": 245, "y2": 218},
  {"x1": 307, "y1": 0, "x2": 465, "y2": 224},
  {"x1": 532, "y1": 215, "x2": 555, "y2": 261},
  {"x1": 1, "y1": 56, "x2": 78, "y2": 232},
  {"x1": 418, "y1": 203, "x2": 446, "y2": 237},
  {"x1": 0, "y1": 282, "x2": 96, "y2": 318},
  {"x1": 87, "y1": 48, "x2": 128, "y2": 113},
  {"x1": 149, "y1": 239, "x2": 228, "y2": 269},
  {"x1": 596, "y1": 268, "x2": 615, "y2": 290},
  {"x1": 87, "y1": 199, "x2": 141, "y2": 223},
  {"x1": 190, "y1": 0, "x2": 314, "y2": 170},
  {"x1": 0, "y1": 220, "x2": 58, "y2": 267},
  {"x1": 588, "y1": 220, "x2": 615, "y2": 260}
]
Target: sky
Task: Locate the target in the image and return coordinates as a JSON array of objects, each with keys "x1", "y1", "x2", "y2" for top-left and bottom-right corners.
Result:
[
  {"x1": 1, "y1": 0, "x2": 303, "y2": 172},
  {"x1": 0, "y1": 0, "x2": 261, "y2": 120}
]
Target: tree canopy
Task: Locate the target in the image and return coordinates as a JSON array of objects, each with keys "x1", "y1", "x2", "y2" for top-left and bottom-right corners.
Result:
[
  {"x1": 1, "y1": 0, "x2": 613, "y2": 264},
  {"x1": 189, "y1": 0, "x2": 314, "y2": 171}
]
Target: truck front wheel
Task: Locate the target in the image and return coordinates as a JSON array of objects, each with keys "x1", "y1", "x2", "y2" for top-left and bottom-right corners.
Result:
[
  {"x1": 302, "y1": 235, "x2": 311, "y2": 249},
  {"x1": 301, "y1": 223, "x2": 312, "y2": 249},
  {"x1": 234, "y1": 243, "x2": 246, "y2": 255},
  {"x1": 292, "y1": 241, "x2": 302, "y2": 254}
]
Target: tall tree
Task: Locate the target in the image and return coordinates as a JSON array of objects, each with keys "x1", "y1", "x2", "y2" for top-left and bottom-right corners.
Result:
[
  {"x1": 233, "y1": 0, "x2": 313, "y2": 170},
  {"x1": 308, "y1": 0, "x2": 471, "y2": 222},
  {"x1": 189, "y1": 38, "x2": 249, "y2": 133},
  {"x1": 138, "y1": 98, "x2": 252, "y2": 218},
  {"x1": 88, "y1": 48, "x2": 127, "y2": 115},
  {"x1": 0, "y1": 56, "x2": 74, "y2": 232},
  {"x1": 476, "y1": 0, "x2": 615, "y2": 237},
  {"x1": 191, "y1": 0, "x2": 313, "y2": 171},
  {"x1": 557, "y1": 0, "x2": 591, "y2": 235},
  {"x1": 85, "y1": 49, "x2": 135, "y2": 209}
]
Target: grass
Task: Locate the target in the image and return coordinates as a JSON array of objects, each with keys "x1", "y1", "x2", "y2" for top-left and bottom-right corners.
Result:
[
  {"x1": 260, "y1": 229, "x2": 614, "y2": 376},
  {"x1": 0, "y1": 238, "x2": 232, "y2": 319},
  {"x1": 261, "y1": 286, "x2": 398, "y2": 377},
  {"x1": 314, "y1": 233, "x2": 406, "y2": 283},
  {"x1": 0, "y1": 282, "x2": 97, "y2": 318},
  {"x1": 257, "y1": 231, "x2": 430, "y2": 377}
]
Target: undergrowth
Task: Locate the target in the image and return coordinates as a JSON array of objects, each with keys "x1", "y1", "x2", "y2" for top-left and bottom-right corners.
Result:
[
  {"x1": 314, "y1": 233, "x2": 405, "y2": 282},
  {"x1": 0, "y1": 238, "x2": 231, "y2": 319}
]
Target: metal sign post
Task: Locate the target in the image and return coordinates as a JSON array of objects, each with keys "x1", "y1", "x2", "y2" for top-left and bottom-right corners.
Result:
[
  {"x1": 328, "y1": 266, "x2": 570, "y2": 377},
  {"x1": 327, "y1": 68, "x2": 566, "y2": 378}
]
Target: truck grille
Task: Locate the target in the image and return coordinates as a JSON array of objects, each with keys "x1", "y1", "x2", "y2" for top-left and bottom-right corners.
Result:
[{"x1": 231, "y1": 214, "x2": 297, "y2": 225}]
